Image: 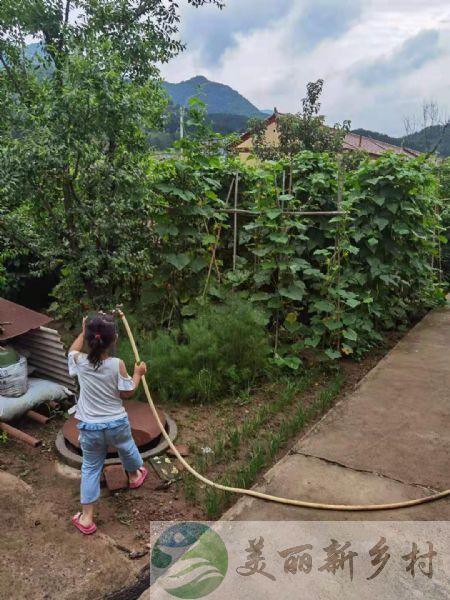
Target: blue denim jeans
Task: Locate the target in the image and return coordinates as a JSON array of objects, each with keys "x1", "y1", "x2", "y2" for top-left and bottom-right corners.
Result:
[{"x1": 79, "y1": 421, "x2": 143, "y2": 504}]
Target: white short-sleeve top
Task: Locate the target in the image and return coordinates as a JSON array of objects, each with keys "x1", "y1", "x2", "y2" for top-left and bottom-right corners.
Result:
[{"x1": 68, "y1": 351, "x2": 135, "y2": 423}]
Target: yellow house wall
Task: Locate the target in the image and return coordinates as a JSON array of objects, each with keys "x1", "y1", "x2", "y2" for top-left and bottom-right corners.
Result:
[{"x1": 236, "y1": 120, "x2": 280, "y2": 164}]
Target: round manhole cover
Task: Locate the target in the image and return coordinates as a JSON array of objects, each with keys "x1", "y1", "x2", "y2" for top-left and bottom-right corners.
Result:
[{"x1": 62, "y1": 399, "x2": 167, "y2": 450}]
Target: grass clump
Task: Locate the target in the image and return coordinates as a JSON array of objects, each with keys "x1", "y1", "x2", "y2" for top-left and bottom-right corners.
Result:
[
  {"x1": 146, "y1": 298, "x2": 271, "y2": 403},
  {"x1": 200, "y1": 372, "x2": 345, "y2": 518}
]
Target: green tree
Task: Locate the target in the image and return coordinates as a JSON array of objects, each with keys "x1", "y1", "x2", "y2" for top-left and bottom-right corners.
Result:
[
  {"x1": 248, "y1": 80, "x2": 350, "y2": 163},
  {"x1": 0, "y1": 0, "x2": 223, "y2": 319}
]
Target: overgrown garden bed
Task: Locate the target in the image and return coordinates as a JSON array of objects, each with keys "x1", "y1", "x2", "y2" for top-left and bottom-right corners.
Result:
[{"x1": 0, "y1": 328, "x2": 407, "y2": 529}]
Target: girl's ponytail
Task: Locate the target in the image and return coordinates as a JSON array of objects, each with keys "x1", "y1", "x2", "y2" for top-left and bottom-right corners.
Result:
[{"x1": 85, "y1": 315, "x2": 116, "y2": 369}]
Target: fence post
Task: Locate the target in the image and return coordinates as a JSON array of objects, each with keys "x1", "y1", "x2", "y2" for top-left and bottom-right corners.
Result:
[
  {"x1": 202, "y1": 178, "x2": 235, "y2": 297},
  {"x1": 335, "y1": 154, "x2": 345, "y2": 350},
  {"x1": 233, "y1": 172, "x2": 239, "y2": 271},
  {"x1": 281, "y1": 169, "x2": 287, "y2": 211}
]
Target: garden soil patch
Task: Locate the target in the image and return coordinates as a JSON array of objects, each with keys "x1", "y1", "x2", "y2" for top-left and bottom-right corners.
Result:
[{"x1": 0, "y1": 330, "x2": 406, "y2": 599}]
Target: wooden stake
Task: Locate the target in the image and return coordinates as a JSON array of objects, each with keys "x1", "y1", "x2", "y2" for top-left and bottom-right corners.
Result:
[
  {"x1": 281, "y1": 170, "x2": 286, "y2": 210},
  {"x1": 164, "y1": 205, "x2": 344, "y2": 217},
  {"x1": 335, "y1": 155, "x2": 345, "y2": 350},
  {"x1": 233, "y1": 172, "x2": 239, "y2": 271},
  {"x1": 217, "y1": 208, "x2": 344, "y2": 217},
  {"x1": 202, "y1": 178, "x2": 235, "y2": 297},
  {"x1": 274, "y1": 311, "x2": 280, "y2": 354}
]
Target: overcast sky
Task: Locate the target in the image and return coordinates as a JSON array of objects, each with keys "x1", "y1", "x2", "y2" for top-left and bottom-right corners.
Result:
[{"x1": 160, "y1": 0, "x2": 450, "y2": 135}]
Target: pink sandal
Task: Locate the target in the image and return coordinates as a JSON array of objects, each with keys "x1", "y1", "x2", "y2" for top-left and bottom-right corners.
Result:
[
  {"x1": 129, "y1": 466, "x2": 148, "y2": 489},
  {"x1": 72, "y1": 512, "x2": 97, "y2": 535}
]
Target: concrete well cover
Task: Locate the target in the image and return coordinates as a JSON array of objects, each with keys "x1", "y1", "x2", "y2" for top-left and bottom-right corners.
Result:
[{"x1": 62, "y1": 400, "x2": 167, "y2": 449}]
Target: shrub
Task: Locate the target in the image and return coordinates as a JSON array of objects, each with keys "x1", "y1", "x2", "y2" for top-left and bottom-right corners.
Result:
[{"x1": 146, "y1": 298, "x2": 271, "y2": 403}]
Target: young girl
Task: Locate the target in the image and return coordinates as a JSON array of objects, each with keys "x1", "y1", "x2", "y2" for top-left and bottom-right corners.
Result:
[{"x1": 68, "y1": 313, "x2": 148, "y2": 535}]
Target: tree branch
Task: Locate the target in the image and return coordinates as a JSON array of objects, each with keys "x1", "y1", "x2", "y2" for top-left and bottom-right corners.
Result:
[
  {"x1": 64, "y1": 0, "x2": 71, "y2": 24},
  {"x1": 0, "y1": 52, "x2": 23, "y2": 97},
  {"x1": 0, "y1": 219, "x2": 39, "y2": 255}
]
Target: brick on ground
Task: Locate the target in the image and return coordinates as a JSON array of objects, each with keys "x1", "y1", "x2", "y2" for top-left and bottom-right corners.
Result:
[{"x1": 103, "y1": 465, "x2": 129, "y2": 491}]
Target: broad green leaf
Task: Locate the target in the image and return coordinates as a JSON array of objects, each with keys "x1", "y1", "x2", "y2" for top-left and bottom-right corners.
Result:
[
  {"x1": 166, "y1": 253, "x2": 191, "y2": 271},
  {"x1": 155, "y1": 223, "x2": 179, "y2": 236},
  {"x1": 226, "y1": 270, "x2": 251, "y2": 285},
  {"x1": 253, "y1": 271, "x2": 272, "y2": 286},
  {"x1": 324, "y1": 319, "x2": 343, "y2": 331},
  {"x1": 325, "y1": 349, "x2": 341, "y2": 360},
  {"x1": 372, "y1": 195, "x2": 385, "y2": 206},
  {"x1": 273, "y1": 355, "x2": 302, "y2": 370},
  {"x1": 313, "y1": 300, "x2": 335, "y2": 312},
  {"x1": 243, "y1": 222, "x2": 261, "y2": 231},
  {"x1": 279, "y1": 283, "x2": 306, "y2": 301},
  {"x1": 180, "y1": 305, "x2": 197, "y2": 317},
  {"x1": 304, "y1": 267, "x2": 323, "y2": 278},
  {"x1": 346, "y1": 244, "x2": 360, "y2": 255},
  {"x1": 190, "y1": 256, "x2": 208, "y2": 273},
  {"x1": 284, "y1": 321, "x2": 302, "y2": 333},
  {"x1": 266, "y1": 209, "x2": 282, "y2": 220},
  {"x1": 304, "y1": 336, "x2": 321, "y2": 348},
  {"x1": 345, "y1": 297, "x2": 361, "y2": 308},
  {"x1": 386, "y1": 202, "x2": 399, "y2": 214},
  {"x1": 289, "y1": 258, "x2": 311, "y2": 274},
  {"x1": 201, "y1": 234, "x2": 217, "y2": 246},
  {"x1": 251, "y1": 247, "x2": 271, "y2": 257},
  {"x1": 342, "y1": 313, "x2": 357, "y2": 325},
  {"x1": 269, "y1": 232, "x2": 289, "y2": 244},
  {"x1": 343, "y1": 328, "x2": 358, "y2": 341},
  {"x1": 261, "y1": 259, "x2": 277, "y2": 270},
  {"x1": 374, "y1": 217, "x2": 389, "y2": 231},
  {"x1": 250, "y1": 292, "x2": 272, "y2": 302},
  {"x1": 267, "y1": 297, "x2": 283, "y2": 309},
  {"x1": 208, "y1": 285, "x2": 226, "y2": 299}
]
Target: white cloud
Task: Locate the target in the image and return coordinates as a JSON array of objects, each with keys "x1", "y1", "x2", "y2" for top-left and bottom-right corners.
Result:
[{"x1": 161, "y1": 0, "x2": 450, "y2": 135}]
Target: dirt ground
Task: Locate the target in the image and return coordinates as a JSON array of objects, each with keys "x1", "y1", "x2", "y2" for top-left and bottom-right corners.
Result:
[{"x1": 0, "y1": 330, "x2": 405, "y2": 599}]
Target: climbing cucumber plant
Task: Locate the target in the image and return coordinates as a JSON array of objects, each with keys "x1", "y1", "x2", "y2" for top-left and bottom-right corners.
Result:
[
  {"x1": 2, "y1": 93, "x2": 444, "y2": 361},
  {"x1": 134, "y1": 148, "x2": 443, "y2": 363}
]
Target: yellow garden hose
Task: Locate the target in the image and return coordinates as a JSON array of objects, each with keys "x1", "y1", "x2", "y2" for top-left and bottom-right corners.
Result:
[{"x1": 119, "y1": 311, "x2": 450, "y2": 512}]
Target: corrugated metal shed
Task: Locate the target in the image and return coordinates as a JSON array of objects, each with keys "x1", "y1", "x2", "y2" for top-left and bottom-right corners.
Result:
[
  {"x1": 13, "y1": 327, "x2": 76, "y2": 393},
  {"x1": 0, "y1": 298, "x2": 52, "y2": 341},
  {"x1": 0, "y1": 298, "x2": 75, "y2": 393}
]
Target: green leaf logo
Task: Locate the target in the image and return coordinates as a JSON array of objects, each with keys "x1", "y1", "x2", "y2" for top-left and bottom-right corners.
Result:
[{"x1": 151, "y1": 523, "x2": 228, "y2": 599}]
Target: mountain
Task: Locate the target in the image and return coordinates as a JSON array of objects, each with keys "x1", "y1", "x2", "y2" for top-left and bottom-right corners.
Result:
[
  {"x1": 164, "y1": 75, "x2": 264, "y2": 118},
  {"x1": 24, "y1": 42, "x2": 42, "y2": 61},
  {"x1": 352, "y1": 125, "x2": 450, "y2": 157},
  {"x1": 206, "y1": 113, "x2": 254, "y2": 134}
]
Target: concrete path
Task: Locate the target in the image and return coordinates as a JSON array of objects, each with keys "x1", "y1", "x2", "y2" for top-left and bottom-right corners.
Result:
[
  {"x1": 144, "y1": 307, "x2": 450, "y2": 600},
  {"x1": 225, "y1": 304, "x2": 450, "y2": 522}
]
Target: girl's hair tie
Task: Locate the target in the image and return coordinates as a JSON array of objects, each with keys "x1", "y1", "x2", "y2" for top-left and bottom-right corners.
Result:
[{"x1": 94, "y1": 333, "x2": 102, "y2": 341}]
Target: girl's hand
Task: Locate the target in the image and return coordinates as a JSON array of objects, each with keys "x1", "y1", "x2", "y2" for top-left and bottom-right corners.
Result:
[
  {"x1": 82, "y1": 316, "x2": 87, "y2": 336},
  {"x1": 134, "y1": 361, "x2": 147, "y2": 376}
]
